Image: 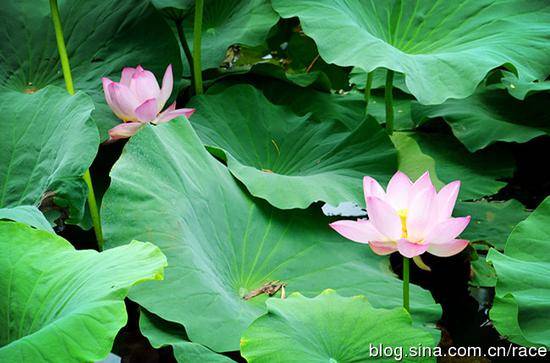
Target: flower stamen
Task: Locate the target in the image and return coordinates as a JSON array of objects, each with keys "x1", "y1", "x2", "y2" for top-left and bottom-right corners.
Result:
[{"x1": 398, "y1": 209, "x2": 408, "y2": 238}]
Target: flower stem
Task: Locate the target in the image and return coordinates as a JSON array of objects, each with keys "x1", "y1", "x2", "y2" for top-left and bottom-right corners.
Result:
[
  {"x1": 403, "y1": 256, "x2": 410, "y2": 312},
  {"x1": 83, "y1": 170, "x2": 103, "y2": 249},
  {"x1": 192, "y1": 0, "x2": 204, "y2": 95},
  {"x1": 49, "y1": 0, "x2": 104, "y2": 249},
  {"x1": 364, "y1": 71, "x2": 373, "y2": 115},
  {"x1": 385, "y1": 69, "x2": 394, "y2": 135},
  {"x1": 49, "y1": 0, "x2": 74, "y2": 95},
  {"x1": 175, "y1": 19, "x2": 195, "y2": 91}
]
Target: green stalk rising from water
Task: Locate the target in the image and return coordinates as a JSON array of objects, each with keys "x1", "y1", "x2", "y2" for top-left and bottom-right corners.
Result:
[
  {"x1": 403, "y1": 257, "x2": 410, "y2": 312},
  {"x1": 49, "y1": 0, "x2": 104, "y2": 249},
  {"x1": 193, "y1": 0, "x2": 204, "y2": 95},
  {"x1": 385, "y1": 69, "x2": 395, "y2": 134},
  {"x1": 364, "y1": 71, "x2": 373, "y2": 115}
]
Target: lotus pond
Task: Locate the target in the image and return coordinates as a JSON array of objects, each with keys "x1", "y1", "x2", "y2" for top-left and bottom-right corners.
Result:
[{"x1": 1, "y1": 0, "x2": 550, "y2": 362}]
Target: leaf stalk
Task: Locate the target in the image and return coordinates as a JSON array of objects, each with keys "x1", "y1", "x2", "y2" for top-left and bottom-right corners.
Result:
[
  {"x1": 49, "y1": 0, "x2": 104, "y2": 249},
  {"x1": 364, "y1": 71, "x2": 373, "y2": 115},
  {"x1": 385, "y1": 69, "x2": 395, "y2": 134},
  {"x1": 192, "y1": 0, "x2": 204, "y2": 95},
  {"x1": 175, "y1": 19, "x2": 195, "y2": 92}
]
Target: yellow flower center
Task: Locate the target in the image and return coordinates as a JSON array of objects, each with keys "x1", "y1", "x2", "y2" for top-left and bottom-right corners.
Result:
[{"x1": 398, "y1": 209, "x2": 408, "y2": 239}]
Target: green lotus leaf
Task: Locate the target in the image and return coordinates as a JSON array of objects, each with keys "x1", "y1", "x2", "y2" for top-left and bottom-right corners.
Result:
[
  {"x1": 245, "y1": 52, "x2": 348, "y2": 92},
  {"x1": 220, "y1": 22, "x2": 351, "y2": 91},
  {"x1": 271, "y1": 0, "x2": 550, "y2": 105},
  {"x1": 257, "y1": 80, "x2": 414, "y2": 131},
  {"x1": 206, "y1": 80, "x2": 413, "y2": 135},
  {"x1": 249, "y1": 63, "x2": 333, "y2": 90},
  {"x1": 264, "y1": 31, "x2": 350, "y2": 91},
  {"x1": 390, "y1": 132, "x2": 513, "y2": 200},
  {"x1": 0, "y1": 86, "x2": 98, "y2": 224},
  {"x1": 501, "y1": 71, "x2": 550, "y2": 100},
  {"x1": 489, "y1": 295, "x2": 532, "y2": 347},
  {"x1": 257, "y1": 81, "x2": 366, "y2": 129},
  {"x1": 208, "y1": 80, "x2": 409, "y2": 133},
  {"x1": 488, "y1": 196, "x2": 550, "y2": 347},
  {"x1": 0, "y1": 206, "x2": 53, "y2": 232},
  {"x1": 101, "y1": 120, "x2": 440, "y2": 352},
  {"x1": 188, "y1": 84, "x2": 397, "y2": 209},
  {"x1": 222, "y1": 31, "x2": 349, "y2": 91},
  {"x1": 0, "y1": 222, "x2": 167, "y2": 362},
  {"x1": 241, "y1": 289, "x2": 436, "y2": 363},
  {"x1": 140, "y1": 310, "x2": 234, "y2": 363},
  {"x1": 152, "y1": 0, "x2": 194, "y2": 14},
  {"x1": 154, "y1": 0, "x2": 279, "y2": 74},
  {"x1": 412, "y1": 87, "x2": 550, "y2": 152},
  {"x1": 0, "y1": 0, "x2": 181, "y2": 140},
  {"x1": 350, "y1": 68, "x2": 409, "y2": 94},
  {"x1": 470, "y1": 255, "x2": 497, "y2": 288},
  {"x1": 455, "y1": 200, "x2": 530, "y2": 250},
  {"x1": 217, "y1": 54, "x2": 338, "y2": 92}
]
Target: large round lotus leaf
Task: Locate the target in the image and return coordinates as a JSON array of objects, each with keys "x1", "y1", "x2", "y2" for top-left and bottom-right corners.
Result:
[
  {"x1": 390, "y1": 132, "x2": 513, "y2": 200},
  {"x1": 412, "y1": 87, "x2": 550, "y2": 152},
  {"x1": 153, "y1": 0, "x2": 279, "y2": 74},
  {"x1": 188, "y1": 84, "x2": 397, "y2": 209},
  {"x1": 140, "y1": 310, "x2": 234, "y2": 363},
  {"x1": 0, "y1": 0, "x2": 181, "y2": 140},
  {"x1": 271, "y1": 0, "x2": 550, "y2": 105},
  {"x1": 0, "y1": 86, "x2": 98, "y2": 224},
  {"x1": 241, "y1": 290, "x2": 436, "y2": 363},
  {"x1": 0, "y1": 222, "x2": 167, "y2": 363},
  {"x1": 0, "y1": 206, "x2": 53, "y2": 232},
  {"x1": 454, "y1": 200, "x2": 529, "y2": 250},
  {"x1": 101, "y1": 120, "x2": 440, "y2": 352},
  {"x1": 488, "y1": 196, "x2": 550, "y2": 347}
]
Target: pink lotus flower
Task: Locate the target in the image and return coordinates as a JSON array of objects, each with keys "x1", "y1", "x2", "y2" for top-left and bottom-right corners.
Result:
[
  {"x1": 330, "y1": 171, "x2": 471, "y2": 258},
  {"x1": 102, "y1": 64, "x2": 195, "y2": 140}
]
